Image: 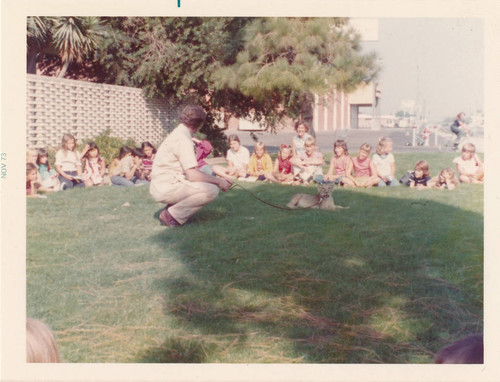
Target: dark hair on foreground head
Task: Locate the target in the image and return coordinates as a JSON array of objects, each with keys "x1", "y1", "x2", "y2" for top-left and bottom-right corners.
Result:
[
  {"x1": 118, "y1": 146, "x2": 133, "y2": 159},
  {"x1": 435, "y1": 335, "x2": 483, "y2": 364},
  {"x1": 180, "y1": 105, "x2": 206, "y2": 129},
  {"x1": 132, "y1": 148, "x2": 145, "y2": 158}
]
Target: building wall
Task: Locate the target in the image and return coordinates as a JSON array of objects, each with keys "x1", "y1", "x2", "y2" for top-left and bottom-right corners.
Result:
[
  {"x1": 26, "y1": 74, "x2": 180, "y2": 149},
  {"x1": 313, "y1": 90, "x2": 351, "y2": 132}
]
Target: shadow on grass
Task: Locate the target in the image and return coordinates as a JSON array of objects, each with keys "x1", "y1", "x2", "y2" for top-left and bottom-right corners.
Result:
[{"x1": 139, "y1": 185, "x2": 484, "y2": 363}]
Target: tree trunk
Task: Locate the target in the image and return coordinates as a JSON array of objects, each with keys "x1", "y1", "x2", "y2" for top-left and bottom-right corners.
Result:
[
  {"x1": 27, "y1": 53, "x2": 38, "y2": 74},
  {"x1": 57, "y1": 60, "x2": 70, "y2": 78},
  {"x1": 300, "y1": 92, "x2": 315, "y2": 138}
]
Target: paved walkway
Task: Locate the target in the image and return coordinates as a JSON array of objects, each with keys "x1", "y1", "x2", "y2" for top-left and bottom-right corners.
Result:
[
  {"x1": 206, "y1": 127, "x2": 483, "y2": 164},
  {"x1": 234, "y1": 128, "x2": 449, "y2": 154}
]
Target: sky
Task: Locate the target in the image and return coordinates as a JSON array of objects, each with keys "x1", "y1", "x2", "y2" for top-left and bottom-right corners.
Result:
[{"x1": 360, "y1": 18, "x2": 484, "y2": 123}]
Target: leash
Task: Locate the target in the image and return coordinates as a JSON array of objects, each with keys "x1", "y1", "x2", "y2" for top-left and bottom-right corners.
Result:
[{"x1": 229, "y1": 181, "x2": 322, "y2": 211}]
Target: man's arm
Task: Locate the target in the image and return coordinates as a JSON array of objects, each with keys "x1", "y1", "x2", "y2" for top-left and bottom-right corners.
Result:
[{"x1": 185, "y1": 168, "x2": 232, "y2": 191}]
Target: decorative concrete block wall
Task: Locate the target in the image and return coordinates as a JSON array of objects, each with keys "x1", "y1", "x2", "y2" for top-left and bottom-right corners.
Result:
[{"x1": 26, "y1": 74, "x2": 179, "y2": 149}]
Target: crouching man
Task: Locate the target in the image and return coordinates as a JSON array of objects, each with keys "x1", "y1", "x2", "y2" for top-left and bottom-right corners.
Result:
[{"x1": 150, "y1": 105, "x2": 232, "y2": 227}]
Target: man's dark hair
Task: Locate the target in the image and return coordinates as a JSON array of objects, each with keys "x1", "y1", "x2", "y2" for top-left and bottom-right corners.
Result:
[{"x1": 179, "y1": 105, "x2": 206, "y2": 129}]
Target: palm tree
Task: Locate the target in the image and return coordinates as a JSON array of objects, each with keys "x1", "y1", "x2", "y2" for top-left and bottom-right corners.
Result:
[{"x1": 27, "y1": 16, "x2": 104, "y2": 77}]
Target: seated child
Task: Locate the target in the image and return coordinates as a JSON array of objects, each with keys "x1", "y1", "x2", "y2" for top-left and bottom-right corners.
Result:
[
  {"x1": 111, "y1": 146, "x2": 143, "y2": 187},
  {"x1": 131, "y1": 148, "x2": 150, "y2": 185},
  {"x1": 429, "y1": 168, "x2": 459, "y2": 190},
  {"x1": 55, "y1": 133, "x2": 85, "y2": 190},
  {"x1": 81, "y1": 142, "x2": 106, "y2": 187},
  {"x1": 141, "y1": 141, "x2": 156, "y2": 181},
  {"x1": 26, "y1": 163, "x2": 42, "y2": 197},
  {"x1": 291, "y1": 120, "x2": 313, "y2": 176},
  {"x1": 213, "y1": 134, "x2": 250, "y2": 180},
  {"x1": 27, "y1": 148, "x2": 42, "y2": 183},
  {"x1": 272, "y1": 144, "x2": 294, "y2": 184},
  {"x1": 37, "y1": 148, "x2": 62, "y2": 191},
  {"x1": 401, "y1": 160, "x2": 432, "y2": 189},
  {"x1": 290, "y1": 136, "x2": 325, "y2": 184},
  {"x1": 372, "y1": 137, "x2": 399, "y2": 187},
  {"x1": 349, "y1": 143, "x2": 379, "y2": 188},
  {"x1": 246, "y1": 142, "x2": 275, "y2": 181},
  {"x1": 193, "y1": 137, "x2": 215, "y2": 176},
  {"x1": 453, "y1": 143, "x2": 484, "y2": 183},
  {"x1": 323, "y1": 139, "x2": 355, "y2": 187}
]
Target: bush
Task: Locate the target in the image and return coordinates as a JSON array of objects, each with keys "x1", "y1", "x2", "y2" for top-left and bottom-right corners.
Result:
[{"x1": 79, "y1": 129, "x2": 137, "y2": 165}]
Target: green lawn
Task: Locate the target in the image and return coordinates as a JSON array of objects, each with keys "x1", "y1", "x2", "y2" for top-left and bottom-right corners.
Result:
[{"x1": 26, "y1": 152, "x2": 483, "y2": 363}]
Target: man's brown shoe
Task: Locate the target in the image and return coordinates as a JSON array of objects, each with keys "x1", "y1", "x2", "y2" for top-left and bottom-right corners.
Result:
[{"x1": 159, "y1": 207, "x2": 181, "y2": 227}]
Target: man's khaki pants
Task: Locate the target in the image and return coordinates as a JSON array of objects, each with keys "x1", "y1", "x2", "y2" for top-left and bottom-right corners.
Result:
[{"x1": 151, "y1": 181, "x2": 220, "y2": 225}]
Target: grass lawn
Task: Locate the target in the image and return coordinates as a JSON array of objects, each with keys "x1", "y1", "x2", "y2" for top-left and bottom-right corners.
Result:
[{"x1": 26, "y1": 152, "x2": 483, "y2": 363}]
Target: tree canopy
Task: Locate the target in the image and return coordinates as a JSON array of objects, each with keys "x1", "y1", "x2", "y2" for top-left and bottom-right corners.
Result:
[{"x1": 27, "y1": 17, "x2": 379, "y2": 139}]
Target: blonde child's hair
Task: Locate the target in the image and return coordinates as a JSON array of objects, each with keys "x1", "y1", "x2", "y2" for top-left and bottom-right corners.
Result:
[
  {"x1": 304, "y1": 136, "x2": 316, "y2": 147},
  {"x1": 26, "y1": 148, "x2": 39, "y2": 163},
  {"x1": 26, "y1": 318, "x2": 61, "y2": 363},
  {"x1": 462, "y1": 142, "x2": 476, "y2": 153},
  {"x1": 359, "y1": 143, "x2": 372, "y2": 153},
  {"x1": 333, "y1": 139, "x2": 349, "y2": 156},
  {"x1": 376, "y1": 137, "x2": 392, "y2": 155},
  {"x1": 61, "y1": 133, "x2": 77, "y2": 153},
  {"x1": 279, "y1": 144, "x2": 291, "y2": 158},
  {"x1": 253, "y1": 141, "x2": 268, "y2": 154},
  {"x1": 414, "y1": 160, "x2": 430, "y2": 178},
  {"x1": 437, "y1": 168, "x2": 459, "y2": 187}
]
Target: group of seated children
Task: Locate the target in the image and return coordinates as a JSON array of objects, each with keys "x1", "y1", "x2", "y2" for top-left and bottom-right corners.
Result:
[
  {"x1": 211, "y1": 121, "x2": 484, "y2": 190},
  {"x1": 26, "y1": 133, "x2": 158, "y2": 197},
  {"x1": 398, "y1": 142, "x2": 483, "y2": 190},
  {"x1": 27, "y1": 124, "x2": 484, "y2": 197}
]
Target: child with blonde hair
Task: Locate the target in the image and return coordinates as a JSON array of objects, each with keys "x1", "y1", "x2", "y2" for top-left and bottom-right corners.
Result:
[
  {"x1": 213, "y1": 134, "x2": 250, "y2": 180},
  {"x1": 272, "y1": 144, "x2": 294, "y2": 184},
  {"x1": 27, "y1": 318, "x2": 61, "y2": 363},
  {"x1": 429, "y1": 168, "x2": 459, "y2": 190},
  {"x1": 246, "y1": 142, "x2": 275, "y2": 181},
  {"x1": 290, "y1": 136, "x2": 325, "y2": 184},
  {"x1": 55, "y1": 133, "x2": 84, "y2": 190},
  {"x1": 26, "y1": 163, "x2": 42, "y2": 197},
  {"x1": 349, "y1": 143, "x2": 379, "y2": 188},
  {"x1": 453, "y1": 143, "x2": 484, "y2": 183},
  {"x1": 323, "y1": 140, "x2": 355, "y2": 187},
  {"x1": 372, "y1": 137, "x2": 399, "y2": 187}
]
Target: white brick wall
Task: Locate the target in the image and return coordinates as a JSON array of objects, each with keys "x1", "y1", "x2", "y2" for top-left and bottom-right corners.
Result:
[{"x1": 26, "y1": 74, "x2": 179, "y2": 148}]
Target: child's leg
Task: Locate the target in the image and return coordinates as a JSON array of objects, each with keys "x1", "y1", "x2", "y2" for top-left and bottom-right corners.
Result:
[
  {"x1": 58, "y1": 173, "x2": 75, "y2": 189},
  {"x1": 459, "y1": 174, "x2": 471, "y2": 183},
  {"x1": 341, "y1": 177, "x2": 355, "y2": 187},
  {"x1": 265, "y1": 172, "x2": 278, "y2": 183},
  {"x1": 212, "y1": 165, "x2": 229, "y2": 178},
  {"x1": 111, "y1": 175, "x2": 135, "y2": 187}
]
